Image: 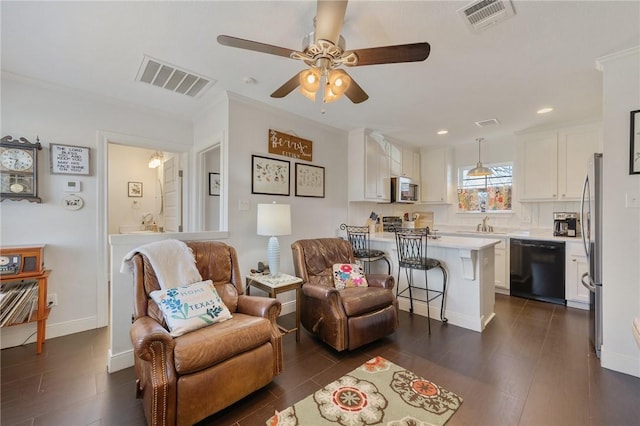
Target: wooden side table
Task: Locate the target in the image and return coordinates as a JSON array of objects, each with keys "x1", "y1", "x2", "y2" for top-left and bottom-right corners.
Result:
[{"x1": 245, "y1": 273, "x2": 303, "y2": 342}]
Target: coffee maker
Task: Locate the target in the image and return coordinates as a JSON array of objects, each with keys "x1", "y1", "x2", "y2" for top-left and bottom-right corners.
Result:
[{"x1": 553, "y1": 212, "x2": 580, "y2": 237}]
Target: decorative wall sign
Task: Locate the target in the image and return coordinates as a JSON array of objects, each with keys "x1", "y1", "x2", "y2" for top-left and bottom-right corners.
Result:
[
  {"x1": 630, "y1": 109, "x2": 640, "y2": 175},
  {"x1": 268, "y1": 129, "x2": 313, "y2": 161},
  {"x1": 209, "y1": 172, "x2": 220, "y2": 196},
  {"x1": 128, "y1": 181, "x2": 143, "y2": 197},
  {"x1": 251, "y1": 155, "x2": 290, "y2": 196},
  {"x1": 295, "y1": 163, "x2": 325, "y2": 198},
  {"x1": 50, "y1": 144, "x2": 91, "y2": 175}
]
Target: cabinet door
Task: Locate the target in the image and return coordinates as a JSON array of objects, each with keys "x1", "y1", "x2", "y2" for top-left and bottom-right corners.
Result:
[
  {"x1": 420, "y1": 147, "x2": 451, "y2": 203},
  {"x1": 365, "y1": 135, "x2": 390, "y2": 201},
  {"x1": 520, "y1": 134, "x2": 558, "y2": 200},
  {"x1": 390, "y1": 143, "x2": 402, "y2": 177},
  {"x1": 566, "y1": 254, "x2": 590, "y2": 305},
  {"x1": 495, "y1": 245, "x2": 507, "y2": 290},
  {"x1": 558, "y1": 126, "x2": 600, "y2": 200}
]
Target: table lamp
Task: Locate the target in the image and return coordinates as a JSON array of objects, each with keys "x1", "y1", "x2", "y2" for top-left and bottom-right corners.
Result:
[{"x1": 257, "y1": 202, "x2": 291, "y2": 276}]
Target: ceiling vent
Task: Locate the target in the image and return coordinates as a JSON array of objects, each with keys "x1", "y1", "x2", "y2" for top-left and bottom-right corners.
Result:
[
  {"x1": 135, "y1": 55, "x2": 216, "y2": 98},
  {"x1": 458, "y1": 0, "x2": 515, "y2": 32},
  {"x1": 475, "y1": 118, "x2": 501, "y2": 127}
]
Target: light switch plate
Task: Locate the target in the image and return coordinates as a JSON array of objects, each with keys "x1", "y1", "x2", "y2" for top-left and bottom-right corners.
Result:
[
  {"x1": 238, "y1": 199, "x2": 250, "y2": 211},
  {"x1": 625, "y1": 192, "x2": 640, "y2": 208}
]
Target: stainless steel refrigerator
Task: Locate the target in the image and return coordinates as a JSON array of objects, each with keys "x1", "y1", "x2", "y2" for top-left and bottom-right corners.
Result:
[{"x1": 580, "y1": 152, "x2": 603, "y2": 357}]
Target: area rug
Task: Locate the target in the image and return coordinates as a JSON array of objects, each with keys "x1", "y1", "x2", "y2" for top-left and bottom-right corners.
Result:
[{"x1": 267, "y1": 356, "x2": 463, "y2": 426}]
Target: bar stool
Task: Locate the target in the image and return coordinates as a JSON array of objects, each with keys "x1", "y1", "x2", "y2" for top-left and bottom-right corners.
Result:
[
  {"x1": 394, "y1": 227, "x2": 448, "y2": 334},
  {"x1": 340, "y1": 224, "x2": 391, "y2": 275}
]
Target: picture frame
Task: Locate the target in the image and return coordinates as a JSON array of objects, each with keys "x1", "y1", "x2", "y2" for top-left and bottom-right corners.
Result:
[
  {"x1": 295, "y1": 163, "x2": 325, "y2": 198},
  {"x1": 251, "y1": 155, "x2": 290, "y2": 196},
  {"x1": 50, "y1": 143, "x2": 91, "y2": 175},
  {"x1": 208, "y1": 172, "x2": 220, "y2": 196},
  {"x1": 630, "y1": 109, "x2": 640, "y2": 175},
  {"x1": 128, "y1": 181, "x2": 143, "y2": 197}
]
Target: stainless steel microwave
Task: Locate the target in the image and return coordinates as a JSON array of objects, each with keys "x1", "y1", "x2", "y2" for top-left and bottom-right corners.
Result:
[{"x1": 391, "y1": 177, "x2": 419, "y2": 203}]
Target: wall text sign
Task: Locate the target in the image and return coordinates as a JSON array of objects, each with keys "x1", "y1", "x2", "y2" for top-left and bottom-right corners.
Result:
[
  {"x1": 50, "y1": 144, "x2": 91, "y2": 175},
  {"x1": 268, "y1": 129, "x2": 312, "y2": 161}
]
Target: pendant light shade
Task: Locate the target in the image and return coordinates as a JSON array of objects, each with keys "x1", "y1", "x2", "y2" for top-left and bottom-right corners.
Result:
[{"x1": 468, "y1": 138, "x2": 493, "y2": 177}]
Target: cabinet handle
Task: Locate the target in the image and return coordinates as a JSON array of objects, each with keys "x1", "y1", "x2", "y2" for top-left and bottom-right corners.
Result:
[{"x1": 572, "y1": 259, "x2": 576, "y2": 262}]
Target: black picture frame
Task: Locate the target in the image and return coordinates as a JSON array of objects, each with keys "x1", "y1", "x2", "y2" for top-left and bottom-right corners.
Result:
[
  {"x1": 208, "y1": 172, "x2": 220, "y2": 196},
  {"x1": 630, "y1": 110, "x2": 640, "y2": 174},
  {"x1": 128, "y1": 181, "x2": 142, "y2": 197},
  {"x1": 295, "y1": 163, "x2": 325, "y2": 198},
  {"x1": 251, "y1": 155, "x2": 290, "y2": 196}
]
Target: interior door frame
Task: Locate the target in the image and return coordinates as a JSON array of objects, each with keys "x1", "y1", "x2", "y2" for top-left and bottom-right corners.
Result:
[{"x1": 96, "y1": 130, "x2": 191, "y2": 327}]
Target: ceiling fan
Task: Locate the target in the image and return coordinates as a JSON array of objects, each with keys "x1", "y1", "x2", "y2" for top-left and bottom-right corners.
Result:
[{"x1": 217, "y1": 0, "x2": 430, "y2": 104}]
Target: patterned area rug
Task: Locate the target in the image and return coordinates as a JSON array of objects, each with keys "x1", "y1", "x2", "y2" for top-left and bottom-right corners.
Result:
[{"x1": 267, "y1": 356, "x2": 462, "y2": 426}]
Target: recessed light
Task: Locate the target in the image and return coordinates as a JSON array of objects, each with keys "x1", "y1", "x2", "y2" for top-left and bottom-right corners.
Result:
[
  {"x1": 537, "y1": 107, "x2": 554, "y2": 114},
  {"x1": 437, "y1": 129, "x2": 449, "y2": 135},
  {"x1": 243, "y1": 77, "x2": 257, "y2": 84}
]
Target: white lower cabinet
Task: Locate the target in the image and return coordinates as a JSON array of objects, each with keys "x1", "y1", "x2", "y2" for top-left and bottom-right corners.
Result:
[
  {"x1": 565, "y1": 241, "x2": 590, "y2": 309},
  {"x1": 494, "y1": 239, "x2": 508, "y2": 293}
]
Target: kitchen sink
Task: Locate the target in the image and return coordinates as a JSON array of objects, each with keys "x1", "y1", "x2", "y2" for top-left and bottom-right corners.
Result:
[{"x1": 454, "y1": 230, "x2": 508, "y2": 235}]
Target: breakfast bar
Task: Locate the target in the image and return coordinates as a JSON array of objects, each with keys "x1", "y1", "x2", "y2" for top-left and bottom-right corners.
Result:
[{"x1": 368, "y1": 233, "x2": 501, "y2": 333}]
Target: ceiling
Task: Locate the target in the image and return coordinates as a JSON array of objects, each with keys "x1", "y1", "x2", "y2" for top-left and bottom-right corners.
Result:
[{"x1": 2, "y1": 1, "x2": 639, "y2": 147}]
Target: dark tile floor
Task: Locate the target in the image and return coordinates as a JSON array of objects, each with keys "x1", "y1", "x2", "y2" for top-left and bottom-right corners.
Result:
[{"x1": 2, "y1": 294, "x2": 640, "y2": 426}]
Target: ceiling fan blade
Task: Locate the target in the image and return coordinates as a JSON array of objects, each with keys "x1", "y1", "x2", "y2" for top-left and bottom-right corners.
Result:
[
  {"x1": 343, "y1": 72, "x2": 369, "y2": 104},
  {"x1": 315, "y1": 0, "x2": 348, "y2": 44},
  {"x1": 270, "y1": 72, "x2": 302, "y2": 98},
  {"x1": 347, "y1": 42, "x2": 431, "y2": 66},
  {"x1": 217, "y1": 35, "x2": 295, "y2": 59}
]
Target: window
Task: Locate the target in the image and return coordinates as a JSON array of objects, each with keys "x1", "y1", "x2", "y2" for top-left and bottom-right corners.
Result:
[{"x1": 457, "y1": 163, "x2": 513, "y2": 212}]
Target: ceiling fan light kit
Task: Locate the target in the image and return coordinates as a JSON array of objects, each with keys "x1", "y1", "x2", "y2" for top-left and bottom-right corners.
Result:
[{"x1": 217, "y1": 0, "x2": 430, "y2": 105}]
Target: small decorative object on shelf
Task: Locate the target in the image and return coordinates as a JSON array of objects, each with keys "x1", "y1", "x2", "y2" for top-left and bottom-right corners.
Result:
[
  {"x1": 0, "y1": 135, "x2": 43, "y2": 202},
  {"x1": 0, "y1": 245, "x2": 51, "y2": 354}
]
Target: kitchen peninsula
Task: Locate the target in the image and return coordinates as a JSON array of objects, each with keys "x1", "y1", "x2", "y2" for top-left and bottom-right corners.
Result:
[{"x1": 368, "y1": 233, "x2": 501, "y2": 333}]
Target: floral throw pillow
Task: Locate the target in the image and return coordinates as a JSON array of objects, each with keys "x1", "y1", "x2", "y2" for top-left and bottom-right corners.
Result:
[
  {"x1": 332, "y1": 264, "x2": 369, "y2": 290},
  {"x1": 150, "y1": 280, "x2": 232, "y2": 337}
]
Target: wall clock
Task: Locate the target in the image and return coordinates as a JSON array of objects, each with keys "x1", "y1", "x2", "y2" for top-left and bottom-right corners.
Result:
[{"x1": 0, "y1": 135, "x2": 42, "y2": 203}]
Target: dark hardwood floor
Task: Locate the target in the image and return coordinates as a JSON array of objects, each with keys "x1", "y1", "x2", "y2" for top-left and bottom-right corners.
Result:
[{"x1": 2, "y1": 294, "x2": 640, "y2": 426}]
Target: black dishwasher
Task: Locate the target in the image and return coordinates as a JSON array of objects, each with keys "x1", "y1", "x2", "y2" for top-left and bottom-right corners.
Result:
[{"x1": 510, "y1": 239, "x2": 565, "y2": 305}]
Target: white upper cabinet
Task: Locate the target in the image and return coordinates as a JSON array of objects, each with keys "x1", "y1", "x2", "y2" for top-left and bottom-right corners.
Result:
[
  {"x1": 390, "y1": 143, "x2": 402, "y2": 177},
  {"x1": 519, "y1": 123, "x2": 601, "y2": 202},
  {"x1": 402, "y1": 147, "x2": 420, "y2": 181},
  {"x1": 420, "y1": 146, "x2": 454, "y2": 204},
  {"x1": 348, "y1": 129, "x2": 391, "y2": 202}
]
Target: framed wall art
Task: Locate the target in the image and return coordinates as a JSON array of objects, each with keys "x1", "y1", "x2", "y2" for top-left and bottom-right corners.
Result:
[
  {"x1": 295, "y1": 163, "x2": 325, "y2": 198},
  {"x1": 128, "y1": 181, "x2": 143, "y2": 197},
  {"x1": 209, "y1": 172, "x2": 220, "y2": 196},
  {"x1": 630, "y1": 109, "x2": 640, "y2": 174},
  {"x1": 251, "y1": 155, "x2": 290, "y2": 196},
  {"x1": 50, "y1": 143, "x2": 91, "y2": 175}
]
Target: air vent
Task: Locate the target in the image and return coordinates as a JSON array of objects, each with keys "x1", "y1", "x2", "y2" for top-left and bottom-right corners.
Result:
[
  {"x1": 135, "y1": 55, "x2": 215, "y2": 98},
  {"x1": 475, "y1": 118, "x2": 501, "y2": 127},
  {"x1": 458, "y1": 0, "x2": 515, "y2": 32}
]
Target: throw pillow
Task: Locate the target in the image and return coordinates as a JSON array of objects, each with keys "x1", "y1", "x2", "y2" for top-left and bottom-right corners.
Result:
[
  {"x1": 150, "y1": 280, "x2": 232, "y2": 337},
  {"x1": 332, "y1": 263, "x2": 368, "y2": 290}
]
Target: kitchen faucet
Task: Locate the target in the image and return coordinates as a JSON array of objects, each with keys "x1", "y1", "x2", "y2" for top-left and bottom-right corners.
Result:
[{"x1": 476, "y1": 216, "x2": 494, "y2": 233}]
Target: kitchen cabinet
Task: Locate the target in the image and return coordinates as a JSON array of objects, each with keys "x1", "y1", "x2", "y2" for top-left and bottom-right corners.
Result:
[
  {"x1": 420, "y1": 147, "x2": 454, "y2": 204},
  {"x1": 390, "y1": 144, "x2": 420, "y2": 180},
  {"x1": 348, "y1": 129, "x2": 391, "y2": 202},
  {"x1": 494, "y1": 238, "x2": 508, "y2": 292},
  {"x1": 565, "y1": 241, "x2": 590, "y2": 310},
  {"x1": 519, "y1": 123, "x2": 601, "y2": 201},
  {"x1": 390, "y1": 143, "x2": 402, "y2": 177}
]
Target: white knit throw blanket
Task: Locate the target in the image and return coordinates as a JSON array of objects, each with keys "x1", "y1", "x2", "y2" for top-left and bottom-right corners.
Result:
[{"x1": 121, "y1": 239, "x2": 202, "y2": 289}]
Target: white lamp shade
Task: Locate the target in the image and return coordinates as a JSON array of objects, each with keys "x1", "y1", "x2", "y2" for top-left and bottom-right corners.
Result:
[{"x1": 257, "y1": 203, "x2": 291, "y2": 236}]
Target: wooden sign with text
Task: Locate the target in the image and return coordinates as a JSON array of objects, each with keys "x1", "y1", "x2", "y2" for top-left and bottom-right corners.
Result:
[{"x1": 268, "y1": 129, "x2": 312, "y2": 161}]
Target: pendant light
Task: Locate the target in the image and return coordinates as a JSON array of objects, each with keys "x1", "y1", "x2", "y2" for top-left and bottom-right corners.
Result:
[{"x1": 468, "y1": 138, "x2": 493, "y2": 177}]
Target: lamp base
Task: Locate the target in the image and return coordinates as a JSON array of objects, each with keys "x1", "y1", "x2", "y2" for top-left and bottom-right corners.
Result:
[{"x1": 267, "y1": 236, "x2": 280, "y2": 277}]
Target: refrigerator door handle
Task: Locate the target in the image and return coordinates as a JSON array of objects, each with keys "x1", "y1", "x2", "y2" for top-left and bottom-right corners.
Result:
[
  {"x1": 581, "y1": 272, "x2": 596, "y2": 292},
  {"x1": 580, "y1": 173, "x2": 590, "y2": 257}
]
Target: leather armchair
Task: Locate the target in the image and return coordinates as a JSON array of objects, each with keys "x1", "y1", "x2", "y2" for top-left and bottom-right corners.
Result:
[
  {"x1": 129, "y1": 241, "x2": 283, "y2": 426},
  {"x1": 291, "y1": 238, "x2": 398, "y2": 351}
]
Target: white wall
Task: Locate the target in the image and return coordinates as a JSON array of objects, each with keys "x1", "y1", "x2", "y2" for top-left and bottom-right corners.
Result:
[
  {"x1": 598, "y1": 47, "x2": 640, "y2": 377},
  {"x1": 0, "y1": 73, "x2": 193, "y2": 349}
]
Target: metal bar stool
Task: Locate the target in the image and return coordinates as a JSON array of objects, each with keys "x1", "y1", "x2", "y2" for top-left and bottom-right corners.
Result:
[
  {"x1": 394, "y1": 227, "x2": 448, "y2": 334},
  {"x1": 340, "y1": 224, "x2": 391, "y2": 275}
]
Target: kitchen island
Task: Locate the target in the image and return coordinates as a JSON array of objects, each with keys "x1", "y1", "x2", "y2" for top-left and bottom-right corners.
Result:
[{"x1": 368, "y1": 233, "x2": 501, "y2": 333}]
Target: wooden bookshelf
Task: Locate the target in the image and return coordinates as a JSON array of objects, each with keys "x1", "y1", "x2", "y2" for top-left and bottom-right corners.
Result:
[{"x1": 0, "y1": 245, "x2": 50, "y2": 354}]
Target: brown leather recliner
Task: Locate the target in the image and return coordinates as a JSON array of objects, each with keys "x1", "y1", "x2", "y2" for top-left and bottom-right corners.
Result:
[
  {"x1": 291, "y1": 238, "x2": 398, "y2": 351},
  {"x1": 129, "y1": 241, "x2": 283, "y2": 426}
]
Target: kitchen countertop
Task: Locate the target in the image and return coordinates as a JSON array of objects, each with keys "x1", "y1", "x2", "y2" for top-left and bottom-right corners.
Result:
[
  {"x1": 434, "y1": 227, "x2": 584, "y2": 243},
  {"x1": 370, "y1": 232, "x2": 501, "y2": 250}
]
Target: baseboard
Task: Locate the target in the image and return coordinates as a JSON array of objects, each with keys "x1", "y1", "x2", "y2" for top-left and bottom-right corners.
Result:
[
  {"x1": 280, "y1": 299, "x2": 296, "y2": 316},
  {"x1": 108, "y1": 348, "x2": 134, "y2": 373},
  {"x1": 0, "y1": 316, "x2": 97, "y2": 350},
  {"x1": 600, "y1": 344, "x2": 640, "y2": 378},
  {"x1": 397, "y1": 298, "x2": 485, "y2": 332},
  {"x1": 566, "y1": 300, "x2": 590, "y2": 310}
]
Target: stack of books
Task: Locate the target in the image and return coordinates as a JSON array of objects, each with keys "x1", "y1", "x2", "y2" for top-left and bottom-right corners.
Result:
[{"x1": 0, "y1": 280, "x2": 39, "y2": 326}]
